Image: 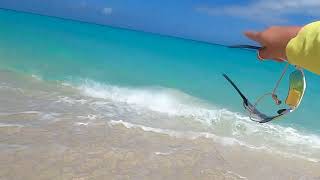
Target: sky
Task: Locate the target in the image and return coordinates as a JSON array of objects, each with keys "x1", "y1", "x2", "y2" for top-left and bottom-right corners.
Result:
[{"x1": 0, "y1": 0, "x2": 319, "y2": 44}]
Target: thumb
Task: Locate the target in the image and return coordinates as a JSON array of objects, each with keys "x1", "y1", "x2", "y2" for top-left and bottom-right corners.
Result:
[
  {"x1": 258, "y1": 48, "x2": 285, "y2": 62},
  {"x1": 258, "y1": 48, "x2": 273, "y2": 60}
]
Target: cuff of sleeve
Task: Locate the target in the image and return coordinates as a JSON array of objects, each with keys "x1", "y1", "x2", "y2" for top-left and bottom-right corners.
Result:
[{"x1": 286, "y1": 27, "x2": 305, "y2": 67}]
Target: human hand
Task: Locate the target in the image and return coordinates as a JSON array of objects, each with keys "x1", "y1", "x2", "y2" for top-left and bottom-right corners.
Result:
[{"x1": 245, "y1": 26, "x2": 302, "y2": 62}]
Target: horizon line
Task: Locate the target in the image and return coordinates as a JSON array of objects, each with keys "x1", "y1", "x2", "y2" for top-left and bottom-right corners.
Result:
[{"x1": 0, "y1": 7, "x2": 233, "y2": 47}]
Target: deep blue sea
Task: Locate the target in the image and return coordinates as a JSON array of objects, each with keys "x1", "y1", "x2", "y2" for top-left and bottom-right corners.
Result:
[{"x1": 1, "y1": 9, "x2": 320, "y2": 161}]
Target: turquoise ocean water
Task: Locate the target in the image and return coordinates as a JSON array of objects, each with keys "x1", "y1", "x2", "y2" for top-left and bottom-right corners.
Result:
[{"x1": 1, "y1": 9, "x2": 320, "y2": 161}]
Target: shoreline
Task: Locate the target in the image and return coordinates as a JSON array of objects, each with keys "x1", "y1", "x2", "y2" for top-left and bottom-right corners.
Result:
[{"x1": 1, "y1": 116, "x2": 319, "y2": 179}]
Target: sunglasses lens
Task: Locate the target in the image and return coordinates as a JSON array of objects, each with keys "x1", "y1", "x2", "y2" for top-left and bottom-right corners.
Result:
[{"x1": 286, "y1": 70, "x2": 305, "y2": 108}]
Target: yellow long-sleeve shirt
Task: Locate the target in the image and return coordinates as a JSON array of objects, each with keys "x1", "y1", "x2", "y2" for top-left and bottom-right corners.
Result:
[{"x1": 286, "y1": 21, "x2": 320, "y2": 75}]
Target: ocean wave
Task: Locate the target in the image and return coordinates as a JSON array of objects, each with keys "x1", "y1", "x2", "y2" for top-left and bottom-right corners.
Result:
[
  {"x1": 68, "y1": 79, "x2": 320, "y2": 160},
  {"x1": 77, "y1": 79, "x2": 214, "y2": 117}
]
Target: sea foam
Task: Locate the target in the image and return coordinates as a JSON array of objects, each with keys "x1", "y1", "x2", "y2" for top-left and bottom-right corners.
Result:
[{"x1": 71, "y1": 79, "x2": 320, "y2": 161}]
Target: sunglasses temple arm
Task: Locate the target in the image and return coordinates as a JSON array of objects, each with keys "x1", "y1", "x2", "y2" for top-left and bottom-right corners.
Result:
[
  {"x1": 228, "y1": 45, "x2": 262, "y2": 50},
  {"x1": 223, "y1": 74, "x2": 249, "y2": 105}
]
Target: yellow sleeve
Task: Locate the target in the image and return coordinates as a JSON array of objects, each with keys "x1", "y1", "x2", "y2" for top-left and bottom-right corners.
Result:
[{"x1": 286, "y1": 21, "x2": 320, "y2": 75}]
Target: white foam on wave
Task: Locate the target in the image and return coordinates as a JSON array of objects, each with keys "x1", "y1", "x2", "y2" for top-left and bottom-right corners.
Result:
[
  {"x1": 56, "y1": 96, "x2": 88, "y2": 105},
  {"x1": 73, "y1": 79, "x2": 320, "y2": 161},
  {"x1": 109, "y1": 120, "x2": 319, "y2": 162},
  {"x1": 0, "y1": 123, "x2": 24, "y2": 128},
  {"x1": 75, "y1": 122, "x2": 90, "y2": 126},
  {"x1": 77, "y1": 114, "x2": 98, "y2": 120},
  {"x1": 77, "y1": 79, "x2": 222, "y2": 124},
  {"x1": 109, "y1": 120, "x2": 239, "y2": 145},
  {"x1": 0, "y1": 84, "x2": 24, "y2": 94},
  {"x1": 225, "y1": 171, "x2": 248, "y2": 180},
  {"x1": 0, "y1": 111, "x2": 41, "y2": 117},
  {"x1": 77, "y1": 80, "x2": 208, "y2": 113},
  {"x1": 154, "y1": 151, "x2": 173, "y2": 156},
  {"x1": 31, "y1": 74, "x2": 42, "y2": 81}
]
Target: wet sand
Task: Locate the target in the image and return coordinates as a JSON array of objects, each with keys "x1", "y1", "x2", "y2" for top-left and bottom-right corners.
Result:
[{"x1": 1, "y1": 117, "x2": 319, "y2": 180}]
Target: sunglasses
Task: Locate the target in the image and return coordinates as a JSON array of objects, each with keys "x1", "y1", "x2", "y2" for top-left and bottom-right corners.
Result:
[{"x1": 224, "y1": 45, "x2": 306, "y2": 123}]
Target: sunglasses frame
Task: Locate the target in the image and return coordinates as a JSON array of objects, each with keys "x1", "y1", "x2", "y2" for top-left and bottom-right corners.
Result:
[{"x1": 224, "y1": 45, "x2": 306, "y2": 123}]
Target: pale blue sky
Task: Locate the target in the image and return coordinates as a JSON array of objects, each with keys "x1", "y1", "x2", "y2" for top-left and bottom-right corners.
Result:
[{"x1": 1, "y1": 0, "x2": 319, "y2": 44}]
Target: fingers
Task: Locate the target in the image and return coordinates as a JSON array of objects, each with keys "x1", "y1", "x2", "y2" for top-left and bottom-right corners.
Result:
[
  {"x1": 245, "y1": 30, "x2": 286, "y2": 62},
  {"x1": 245, "y1": 31, "x2": 269, "y2": 60},
  {"x1": 244, "y1": 31, "x2": 262, "y2": 44}
]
